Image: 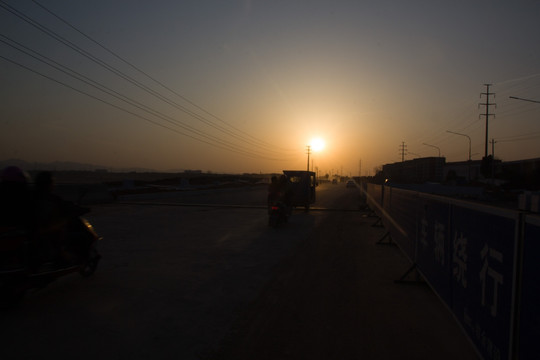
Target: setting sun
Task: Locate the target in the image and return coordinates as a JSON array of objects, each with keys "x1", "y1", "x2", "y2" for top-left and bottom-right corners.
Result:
[{"x1": 310, "y1": 138, "x2": 326, "y2": 152}]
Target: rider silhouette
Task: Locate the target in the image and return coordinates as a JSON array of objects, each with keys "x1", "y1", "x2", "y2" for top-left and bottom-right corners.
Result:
[
  {"x1": 0, "y1": 166, "x2": 31, "y2": 230},
  {"x1": 31, "y1": 171, "x2": 88, "y2": 265}
]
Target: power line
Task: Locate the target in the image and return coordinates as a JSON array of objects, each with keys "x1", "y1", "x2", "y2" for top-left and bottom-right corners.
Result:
[
  {"x1": 0, "y1": 34, "x2": 292, "y2": 160},
  {"x1": 498, "y1": 135, "x2": 540, "y2": 143},
  {"x1": 29, "y1": 0, "x2": 288, "y2": 153},
  {"x1": 0, "y1": 53, "x2": 288, "y2": 161},
  {"x1": 0, "y1": 0, "x2": 293, "y2": 156},
  {"x1": 497, "y1": 130, "x2": 540, "y2": 142}
]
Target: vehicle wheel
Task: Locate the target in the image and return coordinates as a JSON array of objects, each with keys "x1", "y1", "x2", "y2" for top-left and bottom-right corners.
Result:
[
  {"x1": 79, "y1": 248, "x2": 101, "y2": 277},
  {"x1": 268, "y1": 215, "x2": 279, "y2": 228}
]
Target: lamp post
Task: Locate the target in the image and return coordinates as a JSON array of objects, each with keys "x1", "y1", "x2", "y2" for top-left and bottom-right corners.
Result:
[
  {"x1": 446, "y1": 131, "x2": 471, "y2": 161},
  {"x1": 447, "y1": 130, "x2": 472, "y2": 181},
  {"x1": 509, "y1": 96, "x2": 540, "y2": 104},
  {"x1": 422, "y1": 143, "x2": 441, "y2": 157}
]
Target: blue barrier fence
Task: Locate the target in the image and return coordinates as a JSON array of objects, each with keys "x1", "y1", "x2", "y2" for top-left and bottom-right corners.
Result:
[
  {"x1": 364, "y1": 184, "x2": 539, "y2": 360},
  {"x1": 519, "y1": 215, "x2": 540, "y2": 360}
]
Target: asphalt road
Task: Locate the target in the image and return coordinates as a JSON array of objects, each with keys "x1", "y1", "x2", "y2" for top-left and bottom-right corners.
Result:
[{"x1": 0, "y1": 182, "x2": 479, "y2": 360}]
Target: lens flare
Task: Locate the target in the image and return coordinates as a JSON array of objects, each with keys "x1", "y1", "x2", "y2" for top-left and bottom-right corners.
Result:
[{"x1": 310, "y1": 138, "x2": 325, "y2": 152}]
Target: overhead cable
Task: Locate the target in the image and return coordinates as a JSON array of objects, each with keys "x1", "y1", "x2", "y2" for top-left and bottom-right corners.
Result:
[
  {"x1": 0, "y1": 34, "x2": 289, "y2": 159},
  {"x1": 30, "y1": 0, "x2": 292, "y2": 153},
  {"x1": 0, "y1": 53, "x2": 286, "y2": 161},
  {"x1": 0, "y1": 0, "x2": 294, "y2": 156}
]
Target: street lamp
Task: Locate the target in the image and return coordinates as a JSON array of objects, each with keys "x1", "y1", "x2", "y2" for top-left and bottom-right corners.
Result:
[
  {"x1": 422, "y1": 143, "x2": 441, "y2": 157},
  {"x1": 509, "y1": 96, "x2": 540, "y2": 104},
  {"x1": 446, "y1": 130, "x2": 471, "y2": 161}
]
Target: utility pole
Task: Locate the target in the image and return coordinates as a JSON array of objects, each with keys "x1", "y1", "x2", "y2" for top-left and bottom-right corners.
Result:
[
  {"x1": 399, "y1": 141, "x2": 407, "y2": 162},
  {"x1": 479, "y1": 84, "x2": 496, "y2": 159},
  {"x1": 359, "y1": 159, "x2": 362, "y2": 177},
  {"x1": 307, "y1": 145, "x2": 311, "y2": 171},
  {"x1": 490, "y1": 138, "x2": 497, "y2": 183}
]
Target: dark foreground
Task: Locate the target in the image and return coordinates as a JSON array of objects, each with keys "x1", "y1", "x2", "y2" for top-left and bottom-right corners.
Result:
[
  {"x1": 0, "y1": 184, "x2": 480, "y2": 359},
  {"x1": 210, "y1": 207, "x2": 480, "y2": 360}
]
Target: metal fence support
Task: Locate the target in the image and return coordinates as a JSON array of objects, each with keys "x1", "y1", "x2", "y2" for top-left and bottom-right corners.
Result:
[
  {"x1": 395, "y1": 263, "x2": 424, "y2": 284},
  {"x1": 376, "y1": 231, "x2": 394, "y2": 245},
  {"x1": 371, "y1": 217, "x2": 384, "y2": 227}
]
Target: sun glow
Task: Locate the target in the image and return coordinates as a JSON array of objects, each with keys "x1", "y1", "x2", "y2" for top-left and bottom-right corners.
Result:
[{"x1": 310, "y1": 137, "x2": 325, "y2": 152}]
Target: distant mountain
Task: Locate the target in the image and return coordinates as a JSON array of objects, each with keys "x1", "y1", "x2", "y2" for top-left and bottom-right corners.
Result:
[{"x1": 0, "y1": 159, "x2": 158, "y2": 173}]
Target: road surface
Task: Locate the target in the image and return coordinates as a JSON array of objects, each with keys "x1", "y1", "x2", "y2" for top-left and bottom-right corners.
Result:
[{"x1": 0, "y1": 182, "x2": 479, "y2": 359}]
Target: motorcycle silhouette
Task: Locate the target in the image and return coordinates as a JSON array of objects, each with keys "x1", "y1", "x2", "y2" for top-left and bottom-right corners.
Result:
[
  {"x1": 268, "y1": 193, "x2": 291, "y2": 228},
  {"x1": 0, "y1": 212, "x2": 101, "y2": 308}
]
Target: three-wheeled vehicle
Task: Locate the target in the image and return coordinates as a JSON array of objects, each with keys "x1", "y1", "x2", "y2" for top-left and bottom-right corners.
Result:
[{"x1": 283, "y1": 170, "x2": 316, "y2": 211}]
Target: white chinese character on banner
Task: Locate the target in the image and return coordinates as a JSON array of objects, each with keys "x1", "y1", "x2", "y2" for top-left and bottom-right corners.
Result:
[
  {"x1": 453, "y1": 232, "x2": 468, "y2": 287},
  {"x1": 480, "y1": 243, "x2": 503, "y2": 317},
  {"x1": 434, "y1": 221, "x2": 445, "y2": 265}
]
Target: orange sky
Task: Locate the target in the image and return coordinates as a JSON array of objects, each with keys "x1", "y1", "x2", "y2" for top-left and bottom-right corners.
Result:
[{"x1": 1, "y1": 1, "x2": 540, "y2": 175}]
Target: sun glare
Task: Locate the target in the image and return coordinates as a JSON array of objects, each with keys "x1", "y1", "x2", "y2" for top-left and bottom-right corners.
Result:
[{"x1": 310, "y1": 137, "x2": 325, "y2": 152}]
